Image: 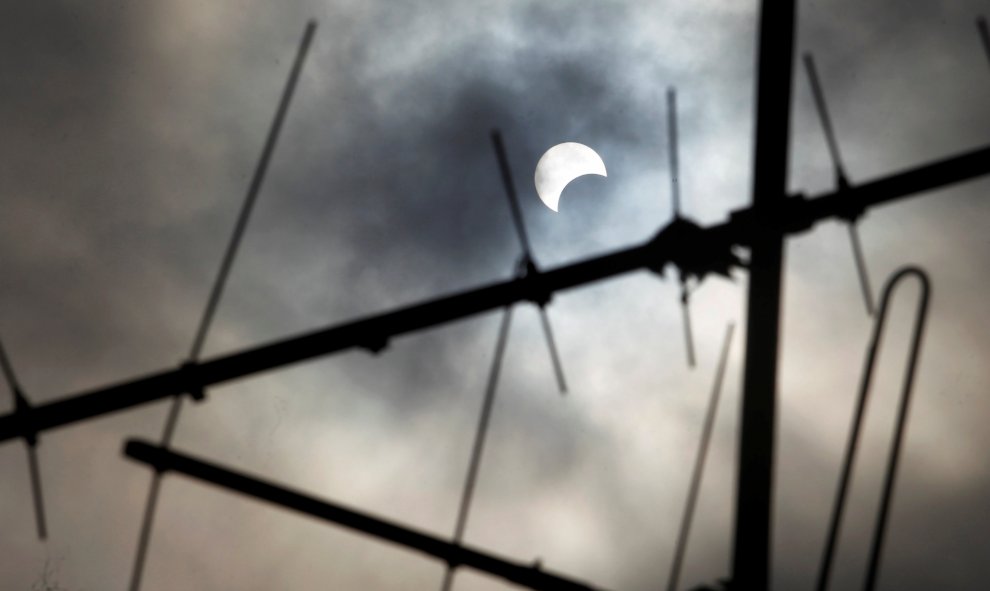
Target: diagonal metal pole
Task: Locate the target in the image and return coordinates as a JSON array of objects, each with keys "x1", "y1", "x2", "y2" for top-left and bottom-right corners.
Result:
[
  {"x1": 490, "y1": 130, "x2": 568, "y2": 394},
  {"x1": 0, "y1": 337, "x2": 47, "y2": 540},
  {"x1": 440, "y1": 307, "x2": 513, "y2": 591},
  {"x1": 666, "y1": 323, "x2": 734, "y2": 591},
  {"x1": 124, "y1": 440, "x2": 607, "y2": 591},
  {"x1": 127, "y1": 21, "x2": 317, "y2": 591},
  {"x1": 1, "y1": 141, "x2": 989, "y2": 443},
  {"x1": 733, "y1": 0, "x2": 796, "y2": 588},
  {"x1": 802, "y1": 52, "x2": 874, "y2": 316}
]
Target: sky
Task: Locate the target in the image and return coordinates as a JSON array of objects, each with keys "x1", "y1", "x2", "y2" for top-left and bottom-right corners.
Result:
[{"x1": 1, "y1": 0, "x2": 989, "y2": 589}]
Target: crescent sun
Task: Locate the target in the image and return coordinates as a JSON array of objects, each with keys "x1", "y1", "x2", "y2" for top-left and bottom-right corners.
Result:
[{"x1": 533, "y1": 142, "x2": 607, "y2": 212}]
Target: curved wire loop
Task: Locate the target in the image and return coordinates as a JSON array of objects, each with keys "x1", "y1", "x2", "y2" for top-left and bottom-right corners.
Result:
[{"x1": 815, "y1": 266, "x2": 930, "y2": 591}]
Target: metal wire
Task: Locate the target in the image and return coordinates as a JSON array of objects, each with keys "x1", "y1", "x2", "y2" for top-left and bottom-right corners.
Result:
[
  {"x1": 666, "y1": 323, "x2": 734, "y2": 591},
  {"x1": 815, "y1": 266, "x2": 930, "y2": 591},
  {"x1": 127, "y1": 21, "x2": 317, "y2": 591}
]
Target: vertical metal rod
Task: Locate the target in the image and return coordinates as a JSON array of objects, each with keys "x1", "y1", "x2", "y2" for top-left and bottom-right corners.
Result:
[
  {"x1": 863, "y1": 270, "x2": 929, "y2": 591},
  {"x1": 666, "y1": 323, "x2": 735, "y2": 591},
  {"x1": 665, "y1": 87, "x2": 695, "y2": 369},
  {"x1": 0, "y1": 336, "x2": 47, "y2": 540},
  {"x1": 733, "y1": 0, "x2": 796, "y2": 588},
  {"x1": 847, "y1": 224, "x2": 875, "y2": 316},
  {"x1": 440, "y1": 308, "x2": 514, "y2": 591},
  {"x1": 814, "y1": 268, "x2": 928, "y2": 591},
  {"x1": 127, "y1": 21, "x2": 317, "y2": 591},
  {"x1": 667, "y1": 87, "x2": 681, "y2": 218},
  {"x1": 978, "y1": 17, "x2": 990, "y2": 68}
]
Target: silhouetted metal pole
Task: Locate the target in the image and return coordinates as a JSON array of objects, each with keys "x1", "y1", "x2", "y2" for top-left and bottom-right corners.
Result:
[
  {"x1": 733, "y1": 0, "x2": 796, "y2": 588},
  {"x1": 1, "y1": 140, "x2": 988, "y2": 442},
  {"x1": 124, "y1": 440, "x2": 606, "y2": 591}
]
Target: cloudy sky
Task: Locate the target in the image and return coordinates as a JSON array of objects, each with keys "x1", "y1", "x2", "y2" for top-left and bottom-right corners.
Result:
[{"x1": 1, "y1": 0, "x2": 989, "y2": 589}]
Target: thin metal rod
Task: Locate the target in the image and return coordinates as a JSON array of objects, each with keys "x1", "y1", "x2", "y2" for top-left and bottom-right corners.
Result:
[
  {"x1": 0, "y1": 336, "x2": 48, "y2": 540},
  {"x1": 2, "y1": 142, "x2": 990, "y2": 443},
  {"x1": 804, "y1": 52, "x2": 875, "y2": 317},
  {"x1": 128, "y1": 398, "x2": 183, "y2": 591},
  {"x1": 666, "y1": 88, "x2": 694, "y2": 369},
  {"x1": 25, "y1": 443, "x2": 47, "y2": 539},
  {"x1": 441, "y1": 308, "x2": 514, "y2": 591},
  {"x1": 814, "y1": 267, "x2": 929, "y2": 591},
  {"x1": 123, "y1": 440, "x2": 606, "y2": 591},
  {"x1": 127, "y1": 21, "x2": 317, "y2": 591},
  {"x1": 128, "y1": 473, "x2": 164, "y2": 591},
  {"x1": 0, "y1": 337, "x2": 19, "y2": 391},
  {"x1": 679, "y1": 278, "x2": 696, "y2": 369},
  {"x1": 188, "y1": 20, "x2": 316, "y2": 360},
  {"x1": 666, "y1": 323, "x2": 734, "y2": 591},
  {"x1": 667, "y1": 87, "x2": 681, "y2": 218},
  {"x1": 863, "y1": 269, "x2": 930, "y2": 591},
  {"x1": 978, "y1": 17, "x2": 990, "y2": 68},
  {"x1": 847, "y1": 224, "x2": 875, "y2": 316},
  {"x1": 537, "y1": 308, "x2": 568, "y2": 395},
  {"x1": 491, "y1": 130, "x2": 534, "y2": 257},
  {"x1": 802, "y1": 53, "x2": 848, "y2": 184},
  {"x1": 491, "y1": 130, "x2": 568, "y2": 395}
]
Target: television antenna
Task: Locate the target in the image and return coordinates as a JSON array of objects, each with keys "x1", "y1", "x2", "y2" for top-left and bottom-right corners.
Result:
[{"x1": 2, "y1": 3, "x2": 990, "y2": 590}]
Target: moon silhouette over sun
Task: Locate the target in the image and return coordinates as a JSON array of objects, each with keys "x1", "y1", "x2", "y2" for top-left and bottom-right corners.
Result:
[{"x1": 533, "y1": 143, "x2": 607, "y2": 212}]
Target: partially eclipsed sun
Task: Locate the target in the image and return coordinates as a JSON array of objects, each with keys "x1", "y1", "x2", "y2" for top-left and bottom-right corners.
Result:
[{"x1": 533, "y1": 142, "x2": 607, "y2": 212}]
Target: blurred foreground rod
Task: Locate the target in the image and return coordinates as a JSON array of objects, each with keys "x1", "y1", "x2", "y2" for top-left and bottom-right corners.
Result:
[
  {"x1": 127, "y1": 20, "x2": 317, "y2": 591},
  {"x1": 0, "y1": 142, "x2": 988, "y2": 443},
  {"x1": 123, "y1": 440, "x2": 607, "y2": 591}
]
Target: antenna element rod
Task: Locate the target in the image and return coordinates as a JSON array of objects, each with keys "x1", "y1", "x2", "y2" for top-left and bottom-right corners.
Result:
[
  {"x1": 441, "y1": 308, "x2": 513, "y2": 591},
  {"x1": 128, "y1": 21, "x2": 318, "y2": 591},
  {"x1": 666, "y1": 323, "x2": 734, "y2": 591},
  {"x1": 667, "y1": 87, "x2": 681, "y2": 218}
]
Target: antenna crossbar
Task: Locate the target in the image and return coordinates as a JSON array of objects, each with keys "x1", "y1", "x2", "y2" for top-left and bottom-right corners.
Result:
[{"x1": 0, "y1": 143, "x2": 988, "y2": 443}]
